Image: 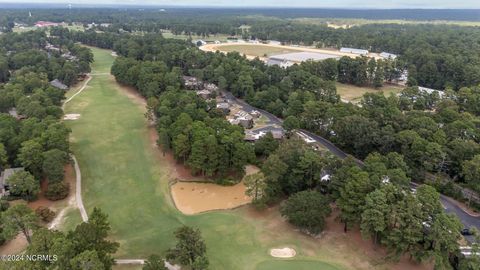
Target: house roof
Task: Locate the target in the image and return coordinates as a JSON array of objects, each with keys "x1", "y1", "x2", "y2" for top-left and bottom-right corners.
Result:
[
  {"x1": 340, "y1": 47, "x2": 369, "y2": 55},
  {"x1": 0, "y1": 168, "x2": 24, "y2": 188},
  {"x1": 50, "y1": 79, "x2": 68, "y2": 90}
]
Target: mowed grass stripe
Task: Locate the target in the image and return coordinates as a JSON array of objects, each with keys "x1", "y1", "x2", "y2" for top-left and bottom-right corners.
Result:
[{"x1": 64, "y1": 47, "x2": 348, "y2": 270}]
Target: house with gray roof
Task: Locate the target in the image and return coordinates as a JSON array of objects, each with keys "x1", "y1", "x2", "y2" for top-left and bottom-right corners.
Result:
[
  {"x1": 50, "y1": 79, "x2": 68, "y2": 90},
  {"x1": 0, "y1": 168, "x2": 24, "y2": 197}
]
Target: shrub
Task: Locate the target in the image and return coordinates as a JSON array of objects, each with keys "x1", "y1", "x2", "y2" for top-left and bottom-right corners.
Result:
[
  {"x1": 35, "y1": 206, "x2": 56, "y2": 222},
  {"x1": 0, "y1": 199, "x2": 9, "y2": 212},
  {"x1": 45, "y1": 182, "x2": 69, "y2": 201},
  {"x1": 280, "y1": 190, "x2": 332, "y2": 235}
]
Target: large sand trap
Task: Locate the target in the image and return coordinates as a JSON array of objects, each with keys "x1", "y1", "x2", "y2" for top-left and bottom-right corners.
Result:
[
  {"x1": 171, "y1": 181, "x2": 252, "y2": 215},
  {"x1": 270, "y1": 247, "x2": 297, "y2": 258},
  {"x1": 63, "y1": 113, "x2": 81, "y2": 120}
]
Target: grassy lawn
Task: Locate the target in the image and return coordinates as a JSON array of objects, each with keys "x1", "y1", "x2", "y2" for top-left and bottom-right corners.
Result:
[
  {"x1": 336, "y1": 82, "x2": 404, "y2": 103},
  {"x1": 256, "y1": 260, "x2": 344, "y2": 270},
  {"x1": 215, "y1": 44, "x2": 301, "y2": 57},
  {"x1": 62, "y1": 46, "x2": 419, "y2": 270},
  {"x1": 13, "y1": 24, "x2": 84, "y2": 33}
]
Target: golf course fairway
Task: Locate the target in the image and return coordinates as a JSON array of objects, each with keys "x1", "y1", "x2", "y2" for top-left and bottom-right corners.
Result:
[{"x1": 62, "y1": 46, "x2": 360, "y2": 270}]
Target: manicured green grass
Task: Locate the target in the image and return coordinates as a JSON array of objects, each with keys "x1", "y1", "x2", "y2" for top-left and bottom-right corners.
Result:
[
  {"x1": 216, "y1": 44, "x2": 301, "y2": 57},
  {"x1": 336, "y1": 82, "x2": 404, "y2": 102},
  {"x1": 256, "y1": 260, "x2": 343, "y2": 270},
  {"x1": 62, "y1": 46, "x2": 372, "y2": 270}
]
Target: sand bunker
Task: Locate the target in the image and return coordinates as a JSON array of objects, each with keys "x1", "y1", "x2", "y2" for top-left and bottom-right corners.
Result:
[
  {"x1": 270, "y1": 247, "x2": 297, "y2": 258},
  {"x1": 63, "y1": 114, "x2": 81, "y2": 120},
  {"x1": 171, "y1": 181, "x2": 252, "y2": 214}
]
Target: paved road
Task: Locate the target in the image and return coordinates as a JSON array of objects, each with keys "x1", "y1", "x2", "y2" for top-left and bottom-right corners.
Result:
[{"x1": 223, "y1": 90, "x2": 480, "y2": 234}]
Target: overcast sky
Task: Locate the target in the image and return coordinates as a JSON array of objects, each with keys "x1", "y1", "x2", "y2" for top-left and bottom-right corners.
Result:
[{"x1": 1, "y1": 0, "x2": 480, "y2": 9}]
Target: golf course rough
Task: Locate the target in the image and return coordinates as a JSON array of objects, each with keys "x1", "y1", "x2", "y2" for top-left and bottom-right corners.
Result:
[{"x1": 63, "y1": 46, "x2": 351, "y2": 270}]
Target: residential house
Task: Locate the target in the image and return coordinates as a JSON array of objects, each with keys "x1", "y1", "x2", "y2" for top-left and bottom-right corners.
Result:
[
  {"x1": 216, "y1": 102, "x2": 230, "y2": 114},
  {"x1": 196, "y1": 89, "x2": 212, "y2": 99},
  {"x1": 0, "y1": 168, "x2": 24, "y2": 197},
  {"x1": 183, "y1": 76, "x2": 202, "y2": 90},
  {"x1": 50, "y1": 79, "x2": 68, "y2": 90}
]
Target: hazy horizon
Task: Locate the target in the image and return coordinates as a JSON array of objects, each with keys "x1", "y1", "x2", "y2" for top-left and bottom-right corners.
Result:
[{"x1": 1, "y1": 0, "x2": 480, "y2": 9}]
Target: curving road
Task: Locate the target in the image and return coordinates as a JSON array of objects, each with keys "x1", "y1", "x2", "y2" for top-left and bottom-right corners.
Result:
[{"x1": 223, "y1": 90, "x2": 480, "y2": 234}]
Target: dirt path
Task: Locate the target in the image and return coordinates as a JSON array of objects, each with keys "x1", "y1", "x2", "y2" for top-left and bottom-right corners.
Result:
[
  {"x1": 115, "y1": 259, "x2": 180, "y2": 270},
  {"x1": 62, "y1": 75, "x2": 92, "y2": 110},
  {"x1": 71, "y1": 154, "x2": 88, "y2": 222}
]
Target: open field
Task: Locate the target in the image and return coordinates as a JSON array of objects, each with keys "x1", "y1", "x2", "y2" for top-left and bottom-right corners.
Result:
[
  {"x1": 201, "y1": 43, "x2": 382, "y2": 60},
  {"x1": 336, "y1": 82, "x2": 404, "y2": 102},
  {"x1": 63, "y1": 47, "x2": 431, "y2": 270},
  {"x1": 161, "y1": 30, "x2": 233, "y2": 42},
  {"x1": 13, "y1": 24, "x2": 84, "y2": 33},
  {"x1": 211, "y1": 44, "x2": 301, "y2": 57},
  {"x1": 292, "y1": 17, "x2": 480, "y2": 27}
]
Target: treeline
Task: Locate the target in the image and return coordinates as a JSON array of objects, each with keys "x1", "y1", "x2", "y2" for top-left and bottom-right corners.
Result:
[
  {"x1": 0, "y1": 206, "x2": 119, "y2": 269},
  {"x1": 109, "y1": 38, "x2": 255, "y2": 177},
  {"x1": 0, "y1": 31, "x2": 90, "y2": 203},
  {"x1": 74, "y1": 31, "x2": 480, "y2": 193},
  {"x1": 250, "y1": 22, "x2": 480, "y2": 90},
  {"x1": 0, "y1": 31, "x2": 92, "y2": 86},
  {"x1": 255, "y1": 139, "x2": 463, "y2": 268}
]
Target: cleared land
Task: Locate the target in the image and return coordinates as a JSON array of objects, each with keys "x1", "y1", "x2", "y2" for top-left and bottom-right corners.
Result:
[
  {"x1": 63, "y1": 47, "x2": 430, "y2": 270},
  {"x1": 201, "y1": 43, "x2": 382, "y2": 60},
  {"x1": 13, "y1": 24, "x2": 84, "y2": 33},
  {"x1": 336, "y1": 82, "x2": 404, "y2": 102},
  {"x1": 211, "y1": 44, "x2": 301, "y2": 57},
  {"x1": 292, "y1": 17, "x2": 480, "y2": 27}
]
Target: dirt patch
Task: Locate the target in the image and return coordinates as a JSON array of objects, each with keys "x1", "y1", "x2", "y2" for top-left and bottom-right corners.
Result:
[
  {"x1": 170, "y1": 165, "x2": 260, "y2": 214},
  {"x1": 171, "y1": 181, "x2": 252, "y2": 215},
  {"x1": 63, "y1": 113, "x2": 81, "y2": 120},
  {"x1": 0, "y1": 234, "x2": 28, "y2": 255},
  {"x1": 200, "y1": 43, "x2": 383, "y2": 60},
  {"x1": 270, "y1": 247, "x2": 296, "y2": 258}
]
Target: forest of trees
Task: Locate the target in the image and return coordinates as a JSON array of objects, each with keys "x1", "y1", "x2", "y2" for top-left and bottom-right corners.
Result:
[
  {"x1": 95, "y1": 30, "x2": 479, "y2": 268},
  {"x1": 65, "y1": 28, "x2": 480, "y2": 196},
  {"x1": 1, "y1": 11, "x2": 478, "y2": 267},
  {"x1": 2, "y1": 8, "x2": 479, "y2": 90},
  {"x1": 0, "y1": 30, "x2": 92, "y2": 246}
]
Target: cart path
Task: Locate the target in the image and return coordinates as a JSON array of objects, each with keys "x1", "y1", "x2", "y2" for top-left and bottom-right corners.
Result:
[{"x1": 71, "y1": 154, "x2": 88, "y2": 222}]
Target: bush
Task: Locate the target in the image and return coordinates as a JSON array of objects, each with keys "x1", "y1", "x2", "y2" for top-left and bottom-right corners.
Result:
[
  {"x1": 35, "y1": 206, "x2": 56, "y2": 222},
  {"x1": 0, "y1": 199, "x2": 9, "y2": 212},
  {"x1": 280, "y1": 190, "x2": 332, "y2": 235},
  {"x1": 45, "y1": 182, "x2": 69, "y2": 201}
]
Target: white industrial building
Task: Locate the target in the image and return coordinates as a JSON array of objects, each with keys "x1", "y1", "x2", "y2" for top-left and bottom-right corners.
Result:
[
  {"x1": 267, "y1": 52, "x2": 341, "y2": 68},
  {"x1": 380, "y1": 52, "x2": 398, "y2": 59}
]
